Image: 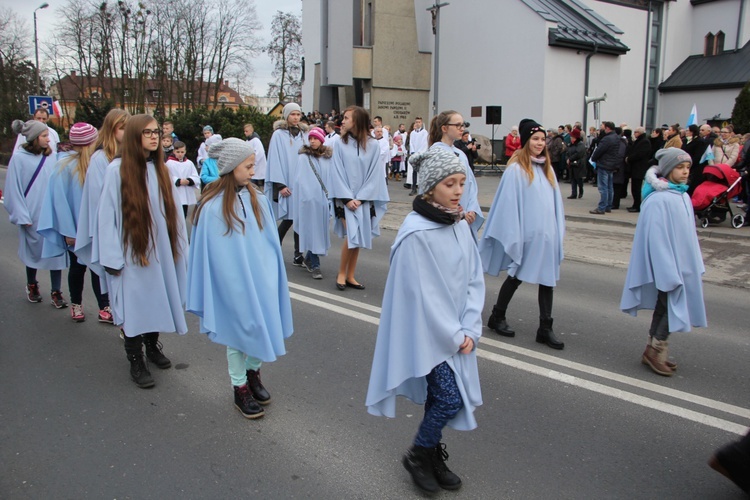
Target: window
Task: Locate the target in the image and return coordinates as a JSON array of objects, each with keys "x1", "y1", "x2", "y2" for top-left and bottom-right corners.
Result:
[
  {"x1": 123, "y1": 89, "x2": 130, "y2": 97},
  {"x1": 714, "y1": 31, "x2": 725, "y2": 55},
  {"x1": 89, "y1": 90, "x2": 100, "y2": 98},
  {"x1": 152, "y1": 90, "x2": 161, "y2": 98},
  {"x1": 705, "y1": 31, "x2": 725, "y2": 56},
  {"x1": 183, "y1": 91, "x2": 192, "y2": 99},
  {"x1": 218, "y1": 95, "x2": 228, "y2": 103}
]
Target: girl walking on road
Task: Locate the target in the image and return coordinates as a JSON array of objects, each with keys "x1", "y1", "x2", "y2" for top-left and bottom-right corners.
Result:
[
  {"x1": 38, "y1": 123, "x2": 111, "y2": 323},
  {"x1": 620, "y1": 148, "x2": 706, "y2": 376},
  {"x1": 4, "y1": 120, "x2": 69, "y2": 307},
  {"x1": 187, "y1": 138, "x2": 293, "y2": 419},
  {"x1": 427, "y1": 110, "x2": 484, "y2": 238},
  {"x1": 366, "y1": 147, "x2": 483, "y2": 494},
  {"x1": 329, "y1": 106, "x2": 389, "y2": 291},
  {"x1": 94, "y1": 115, "x2": 188, "y2": 389},
  {"x1": 293, "y1": 126, "x2": 333, "y2": 280},
  {"x1": 478, "y1": 119, "x2": 566, "y2": 350}
]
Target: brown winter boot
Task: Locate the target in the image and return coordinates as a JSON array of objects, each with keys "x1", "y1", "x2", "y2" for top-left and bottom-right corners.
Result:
[
  {"x1": 643, "y1": 338, "x2": 674, "y2": 376},
  {"x1": 642, "y1": 336, "x2": 677, "y2": 371}
]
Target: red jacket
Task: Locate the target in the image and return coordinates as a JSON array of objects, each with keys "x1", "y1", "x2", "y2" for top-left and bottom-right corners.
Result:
[{"x1": 505, "y1": 134, "x2": 521, "y2": 158}]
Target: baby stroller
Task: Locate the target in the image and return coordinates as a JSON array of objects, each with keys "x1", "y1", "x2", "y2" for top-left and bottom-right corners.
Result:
[{"x1": 692, "y1": 163, "x2": 745, "y2": 228}]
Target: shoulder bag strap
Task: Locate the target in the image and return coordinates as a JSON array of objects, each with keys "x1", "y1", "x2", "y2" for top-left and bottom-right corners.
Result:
[
  {"x1": 24, "y1": 156, "x2": 48, "y2": 197},
  {"x1": 306, "y1": 156, "x2": 328, "y2": 198}
]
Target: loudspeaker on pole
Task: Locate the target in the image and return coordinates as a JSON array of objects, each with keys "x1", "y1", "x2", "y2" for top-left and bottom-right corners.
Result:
[{"x1": 486, "y1": 106, "x2": 502, "y2": 125}]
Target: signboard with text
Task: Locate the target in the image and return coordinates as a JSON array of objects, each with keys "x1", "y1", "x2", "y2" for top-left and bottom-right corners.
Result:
[{"x1": 28, "y1": 96, "x2": 54, "y2": 116}]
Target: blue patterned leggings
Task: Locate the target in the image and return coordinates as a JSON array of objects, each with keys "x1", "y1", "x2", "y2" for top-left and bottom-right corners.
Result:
[{"x1": 414, "y1": 362, "x2": 464, "y2": 448}]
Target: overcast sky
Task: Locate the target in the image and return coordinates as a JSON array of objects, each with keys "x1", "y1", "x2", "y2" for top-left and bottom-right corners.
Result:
[{"x1": 0, "y1": 0, "x2": 302, "y2": 97}]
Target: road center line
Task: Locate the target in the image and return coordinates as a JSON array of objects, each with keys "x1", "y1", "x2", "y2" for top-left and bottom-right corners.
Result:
[
  {"x1": 290, "y1": 284, "x2": 750, "y2": 433},
  {"x1": 476, "y1": 349, "x2": 747, "y2": 436},
  {"x1": 289, "y1": 281, "x2": 383, "y2": 314}
]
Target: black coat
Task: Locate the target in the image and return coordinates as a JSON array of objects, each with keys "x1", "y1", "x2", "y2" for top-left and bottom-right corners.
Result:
[
  {"x1": 627, "y1": 135, "x2": 652, "y2": 180},
  {"x1": 566, "y1": 140, "x2": 587, "y2": 179},
  {"x1": 590, "y1": 131, "x2": 623, "y2": 171}
]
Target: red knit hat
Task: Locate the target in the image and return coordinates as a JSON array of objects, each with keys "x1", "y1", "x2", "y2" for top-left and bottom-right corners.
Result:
[
  {"x1": 308, "y1": 126, "x2": 326, "y2": 143},
  {"x1": 69, "y1": 122, "x2": 98, "y2": 146}
]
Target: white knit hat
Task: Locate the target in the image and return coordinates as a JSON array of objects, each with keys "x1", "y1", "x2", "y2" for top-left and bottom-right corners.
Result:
[
  {"x1": 283, "y1": 102, "x2": 302, "y2": 120},
  {"x1": 410, "y1": 147, "x2": 466, "y2": 194},
  {"x1": 209, "y1": 138, "x2": 255, "y2": 176}
]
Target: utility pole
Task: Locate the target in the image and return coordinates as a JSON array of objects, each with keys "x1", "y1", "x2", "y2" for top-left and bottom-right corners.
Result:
[
  {"x1": 34, "y1": 3, "x2": 50, "y2": 95},
  {"x1": 427, "y1": 2, "x2": 449, "y2": 117}
]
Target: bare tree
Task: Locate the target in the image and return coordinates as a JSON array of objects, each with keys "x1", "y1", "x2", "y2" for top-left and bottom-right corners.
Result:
[
  {"x1": 266, "y1": 11, "x2": 303, "y2": 102},
  {"x1": 0, "y1": 8, "x2": 35, "y2": 132}
]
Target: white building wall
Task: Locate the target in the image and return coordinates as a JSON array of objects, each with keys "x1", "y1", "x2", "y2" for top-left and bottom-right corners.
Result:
[
  {"x1": 434, "y1": 0, "x2": 547, "y2": 138},
  {"x1": 301, "y1": 0, "x2": 321, "y2": 112},
  {"x1": 691, "y1": 0, "x2": 748, "y2": 54},
  {"x1": 660, "y1": 89, "x2": 739, "y2": 127}
]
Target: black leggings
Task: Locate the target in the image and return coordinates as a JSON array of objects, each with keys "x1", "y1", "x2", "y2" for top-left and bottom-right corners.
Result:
[
  {"x1": 494, "y1": 275, "x2": 553, "y2": 320},
  {"x1": 277, "y1": 220, "x2": 300, "y2": 255},
  {"x1": 649, "y1": 290, "x2": 670, "y2": 341},
  {"x1": 68, "y1": 251, "x2": 109, "y2": 308}
]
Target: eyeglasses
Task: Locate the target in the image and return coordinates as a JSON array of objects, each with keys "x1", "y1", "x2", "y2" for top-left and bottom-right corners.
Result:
[
  {"x1": 142, "y1": 128, "x2": 161, "y2": 138},
  {"x1": 446, "y1": 122, "x2": 468, "y2": 129}
]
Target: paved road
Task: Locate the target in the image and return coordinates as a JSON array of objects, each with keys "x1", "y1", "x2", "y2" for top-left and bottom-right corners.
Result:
[{"x1": 1, "y1": 170, "x2": 749, "y2": 498}]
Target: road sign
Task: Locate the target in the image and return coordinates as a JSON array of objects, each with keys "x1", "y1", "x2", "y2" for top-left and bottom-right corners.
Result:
[{"x1": 28, "y1": 96, "x2": 54, "y2": 116}]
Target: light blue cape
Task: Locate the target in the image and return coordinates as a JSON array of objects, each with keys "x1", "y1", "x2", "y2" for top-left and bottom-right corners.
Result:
[
  {"x1": 478, "y1": 161, "x2": 565, "y2": 286},
  {"x1": 187, "y1": 188, "x2": 293, "y2": 359},
  {"x1": 620, "y1": 190, "x2": 706, "y2": 332},
  {"x1": 366, "y1": 213, "x2": 484, "y2": 431}
]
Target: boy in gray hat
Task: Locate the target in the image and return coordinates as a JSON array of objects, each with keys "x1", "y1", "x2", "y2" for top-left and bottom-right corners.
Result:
[{"x1": 620, "y1": 147, "x2": 707, "y2": 376}]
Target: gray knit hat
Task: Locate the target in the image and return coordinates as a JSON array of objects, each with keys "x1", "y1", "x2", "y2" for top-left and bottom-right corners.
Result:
[
  {"x1": 12, "y1": 119, "x2": 48, "y2": 143},
  {"x1": 209, "y1": 138, "x2": 255, "y2": 176},
  {"x1": 410, "y1": 147, "x2": 466, "y2": 194},
  {"x1": 655, "y1": 147, "x2": 692, "y2": 177},
  {"x1": 283, "y1": 102, "x2": 302, "y2": 120}
]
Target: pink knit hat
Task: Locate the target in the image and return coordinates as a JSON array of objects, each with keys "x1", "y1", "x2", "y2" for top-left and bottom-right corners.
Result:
[
  {"x1": 308, "y1": 127, "x2": 326, "y2": 144},
  {"x1": 69, "y1": 122, "x2": 99, "y2": 146}
]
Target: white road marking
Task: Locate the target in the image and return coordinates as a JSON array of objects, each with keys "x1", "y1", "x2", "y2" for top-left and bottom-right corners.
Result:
[
  {"x1": 289, "y1": 281, "x2": 750, "y2": 435},
  {"x1": 477, "y1": 349, "x2": 747, "y2": 436}
]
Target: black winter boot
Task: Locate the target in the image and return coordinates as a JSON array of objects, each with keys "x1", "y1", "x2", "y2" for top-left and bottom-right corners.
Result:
[
  {"x1": 233, "y1": 384, "x2": 265, "y2": 419},
  {"x1": 432, "y1": 443, "x2": 462, "y2": 490},
  {"x1": 246, "y1": 369, "x2": 271, "y2": 405},
  {"x1": 536, "y1": 318, "x2": 564, "y2": 350},
  {"x1": 143, "y1": 333, "x2": 172, "y2": 369},
  {"x1": 124, "y1": 335, "x2": 154, "y2": 388},
  {"x1": 487, "y1": 307, "x2": 515, "y2": 337},
  {"x1": 403, "y1": 445, "x2": 439, "y2": 493}
]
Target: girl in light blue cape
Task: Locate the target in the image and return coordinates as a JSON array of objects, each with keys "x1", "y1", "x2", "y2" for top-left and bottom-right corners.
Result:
[
  {"x1": 366, "y1": 147, "x2": 483, "y2": 494},
  {"x1": 4, "y1": 119, "x2": 68, "y2": 306},
  {"x1": 92, "y1": 114, "x2": 188, "y2": 389},
  {"x1": 38, "y1": 122, "x2": 112, "y2": 323},
  {"x1": 188, "y1": 138, "x2": 293, "y2": 419},
  {"x1": 478, "y1": 119, "x2": 566, "y2": 350},
  {"x1": 292, "y1": 127, "x2": 333, "y2": 279},
  {"x1": 75, "y1": 108, "x2": 130, "y2": 281},
  {"x1": 264, "y1": 103, "x2": 309, "y2": 264},
  {"x1": 621, "y1": 148, "x2": 706, "y2": 377},
  {"x1": 426, "y1": 110, "x2": 485, "y2": 239},
  {"x1": 329, "y1": 106, "x2": 389, "y2": 291}
]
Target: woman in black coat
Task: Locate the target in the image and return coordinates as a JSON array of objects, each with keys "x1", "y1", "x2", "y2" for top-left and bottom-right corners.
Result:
[{"x1": 625, "y1": 127, "x2": 652, "y2": 212}]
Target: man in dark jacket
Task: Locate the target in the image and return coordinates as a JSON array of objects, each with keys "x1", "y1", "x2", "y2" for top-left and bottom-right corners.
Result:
[
  {"x1": 626, "y1": 127, "x2": 652, "y2": 212},
  {"x1": 454, "y1": 131, "x2": 478, "y2": 171},
  {"x1": 688, "y1": 124, "x2": 717, "y2": 194},
  {"x1": 589, "y1": 121, "x2": 624, "y2": 214}
]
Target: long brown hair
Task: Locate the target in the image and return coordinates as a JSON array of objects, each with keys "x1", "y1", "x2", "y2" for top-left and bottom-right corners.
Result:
[
  {"x1": 119, "y1": 114, "x2": 181, "y2": 266},
  {"x1": 22, "y1": 136, "x2": 52, "y2": 156},
  {"x1": 193, "y1": 166, "x2": 264, "y2": 235},
  {"x1": 96, "y1": 109, "x2": 130, "y2": 162},
  {"x1": 508, "y1": 132, "x2": 557, "y2": 187},
  {"x1": 59, "y1": 143, "x2": 97, "y2": 185},
  {"x1": 428, "y1": 110, "x2": 459, "y2": 146},
  {"x1": 340, "y1": 105, "x2": 371, "y2": 150}
]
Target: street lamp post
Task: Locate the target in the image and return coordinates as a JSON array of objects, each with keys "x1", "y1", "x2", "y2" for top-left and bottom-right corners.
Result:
[
  {"x1": 427, "y1": 2, "x2": 449, "y2": 118},
  {"x1": 34, "y1": 2, "x2": 50, "y2": 95}
]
